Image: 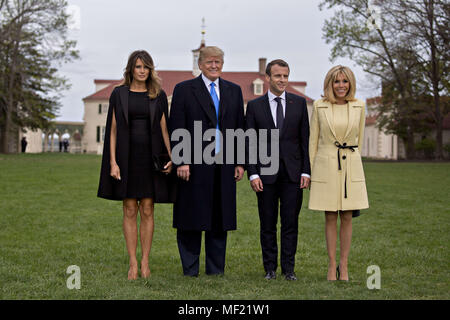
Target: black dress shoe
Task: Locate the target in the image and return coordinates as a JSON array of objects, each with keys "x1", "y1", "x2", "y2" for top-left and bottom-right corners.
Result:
[
  {"x1": 206, "y1": 272, "x2": 224, "y2": 277},
  {"x1": 284, "y1": 272, "x2": 297, "y2": 281},
  {"x1": 184, "y1": 273, "x2": 198, "y2": 278},
  {"x1": 264, "y1": 271, "x2": 276, "y2": 280}
]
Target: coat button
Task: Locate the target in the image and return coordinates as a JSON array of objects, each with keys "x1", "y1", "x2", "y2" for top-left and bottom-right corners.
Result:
[{"x1": 342, "y1": 155, "x2": 346, "y2": 160}]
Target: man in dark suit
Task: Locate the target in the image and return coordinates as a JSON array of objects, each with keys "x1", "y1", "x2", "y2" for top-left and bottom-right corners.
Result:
[
  {"x1": 245, "y1": 59, "x2": 311, "y2": 281},
  {"x1": 169, "y1": 46, "x2": 245, "y2": 277}
]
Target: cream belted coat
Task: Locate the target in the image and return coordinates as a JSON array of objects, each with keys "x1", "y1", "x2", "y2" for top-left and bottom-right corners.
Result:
[{"x1": 308, "y1": 98, "x2": 369, "y2": 211}]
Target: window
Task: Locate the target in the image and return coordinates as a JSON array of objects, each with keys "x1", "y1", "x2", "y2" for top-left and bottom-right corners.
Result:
[
  {"x1": 98, "y1": 104, "x2": 102, "y2": 114},
  {"x1": 96, "y1": 126, "x2": 100, "y2": 142},
  {"x1": 255, "y1": 83, "x2": 263, "y2": 95},
  {"x1": 252, "y1": 78, "x2": 264, "y2": 96},
  {"x1": 102, "y1": 104, "x2": 109, "y2": 114},
  {"x1": 102, "y1": 126, "x2": 106, "y2": 142}
]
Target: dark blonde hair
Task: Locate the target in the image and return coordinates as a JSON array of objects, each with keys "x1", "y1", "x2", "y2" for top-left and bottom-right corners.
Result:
[
  {"x1": 322, "y1": 65, "x2": 356, "y2": 103},
  {"x1": 121, "y1": 50, "x2": 161, "y2": 99},
  {"x1": 198, "y1": 46, "x2": 224, "y2": 64}
]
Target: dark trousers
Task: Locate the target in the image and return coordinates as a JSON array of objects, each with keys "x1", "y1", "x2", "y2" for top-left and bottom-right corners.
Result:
[
  {"x1": 256, "y1": 161, "x2": 303, "y2": 274},
  {"x1": 176, "y1": 166, "x2": 227, "y2": 276}
]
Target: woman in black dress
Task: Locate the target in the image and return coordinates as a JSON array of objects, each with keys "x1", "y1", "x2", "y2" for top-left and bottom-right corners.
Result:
[{"x1": 97, "y1": 50, "x2": 172, "y2": 280}]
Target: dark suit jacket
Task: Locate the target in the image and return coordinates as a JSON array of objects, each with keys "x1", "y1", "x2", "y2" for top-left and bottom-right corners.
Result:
[
  {"x1": 97, "y1": 85, "x2": 176, "y2": 203},
  {"x1": 245, "y1": 92, "x2": 311, "y2": 185},
  {"x1": 169, "y1": 75, "x2": 245, "y2": 231}
]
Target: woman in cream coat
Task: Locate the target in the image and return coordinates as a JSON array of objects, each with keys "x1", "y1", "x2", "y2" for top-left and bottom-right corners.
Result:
[{"x1": 309, "y1": 65, "x2": 368, "y2": 281}]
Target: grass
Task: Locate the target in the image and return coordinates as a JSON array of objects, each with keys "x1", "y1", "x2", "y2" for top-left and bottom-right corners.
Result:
[{"x1": 0, "y1": 153, "x2": 448, "y2": 300}]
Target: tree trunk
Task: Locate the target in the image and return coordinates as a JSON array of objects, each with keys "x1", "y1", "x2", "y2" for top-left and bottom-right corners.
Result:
[
  {"x1": 0, "y1": 124, "x2": 5, "y2": 153},
  {"x1": 1, "y1": 112, "x2": 12, "y2": 154},
  {"x1": 427, "y1": 0, "x2": 443, "y2": 160},
  {"x1": 3, "y1": 70, "x2": 15, "y2": 154},
  {"x1": 406, "y1": 123, "x2": 416, "y2": 160},
  {"x1": 435, "y1": 105, "x2": 443, "y2": 160},
  {"x1": 3, "y1": 35, "x2": 19, "y2": 154}
]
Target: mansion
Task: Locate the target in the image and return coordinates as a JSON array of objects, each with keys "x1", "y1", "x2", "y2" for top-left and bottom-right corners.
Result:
[
  {"x1": 82, "y1": 54, "x2": 314, "y2": 154},
  {"x1": 20, "y1": 38, "x2": 440, "y2": 160}
]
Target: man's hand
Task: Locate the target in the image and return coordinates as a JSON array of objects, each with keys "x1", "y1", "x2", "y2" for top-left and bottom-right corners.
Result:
[
  {"x1": 177, "y1": 165, "x2": 190, "y2": 181},
  {"x1": 234, "y1": 166, "x2": 244, "y2": 182},
  {"x1": 250, "y1": 177, "x2": 264, "y2": 192},
  {"x1": 300, "y1": 176, "x2": 310, "y2": 189}
]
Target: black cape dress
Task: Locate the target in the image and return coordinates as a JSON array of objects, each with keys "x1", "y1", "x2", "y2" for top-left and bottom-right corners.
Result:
[{"x1": 97, "y1": 85, "x2": 176, "y2": 203}]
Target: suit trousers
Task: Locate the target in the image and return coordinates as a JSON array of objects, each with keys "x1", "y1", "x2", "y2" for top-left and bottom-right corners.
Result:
[
  {"x1": 176, "y1": 165, "x2": 227, "y2": 276},
  {"x1": 256, "y1": 160, "x2": 303, "y2": 274}
]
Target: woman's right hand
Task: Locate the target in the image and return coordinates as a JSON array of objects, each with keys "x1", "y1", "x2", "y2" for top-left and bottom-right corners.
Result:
[{"x1": 110, "y1": 163, "x2": 121, "y2": 180}]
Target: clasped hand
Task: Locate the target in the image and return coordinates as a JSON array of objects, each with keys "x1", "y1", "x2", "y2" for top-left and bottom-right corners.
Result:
[
  {"x1": 162, "y1": 161, "x2": 172, "y2": 175},
  {"x1": 177, "y1": 165, "x2": 244, "y2": 182}
]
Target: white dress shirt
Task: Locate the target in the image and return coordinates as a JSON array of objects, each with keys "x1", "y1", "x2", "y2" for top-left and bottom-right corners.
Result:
[
  {"x1": 268, "y1": 90, "x2": 286, "y2": 128},
  {"x1": 201, "y1": 73, "x2": 220, "y2": 99},
  {"x1": 250, "y1": 90, "x2": 311, "y2": 182}
]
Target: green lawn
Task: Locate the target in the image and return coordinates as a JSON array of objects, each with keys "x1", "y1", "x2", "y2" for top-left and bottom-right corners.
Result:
[{"x1": 0, "y1": 153, "x2": 448, "y2": 299}]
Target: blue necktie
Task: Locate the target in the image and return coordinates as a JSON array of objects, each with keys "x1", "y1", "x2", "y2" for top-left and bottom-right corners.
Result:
[{"x1": 210, "y1": 82, "x2": 220, "y2": 153}]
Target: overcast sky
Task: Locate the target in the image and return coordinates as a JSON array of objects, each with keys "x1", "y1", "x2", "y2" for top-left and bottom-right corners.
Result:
[{"x1": 58, "y1": 0, "x2": 380, "y2": 122}]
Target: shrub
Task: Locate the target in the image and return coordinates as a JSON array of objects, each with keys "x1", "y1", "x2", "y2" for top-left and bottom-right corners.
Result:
[{"x1": 415, "y1": 138, "x2": 436, "y2": 159}]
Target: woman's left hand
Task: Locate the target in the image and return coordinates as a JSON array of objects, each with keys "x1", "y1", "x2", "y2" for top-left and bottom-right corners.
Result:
[{"x1": 162, "y1": 161, "x2": 172, "y2": 174}]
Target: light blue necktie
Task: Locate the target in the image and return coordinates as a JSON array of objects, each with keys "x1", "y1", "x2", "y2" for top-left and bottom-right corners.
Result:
[{"x1": 210, "y1": 82, "x2": 220, "y2": 153}]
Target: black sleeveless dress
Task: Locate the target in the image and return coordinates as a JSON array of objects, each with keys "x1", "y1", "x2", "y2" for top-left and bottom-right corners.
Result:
[{"x1": 126, "y1": 91, "x2": 154, "y2": 199}]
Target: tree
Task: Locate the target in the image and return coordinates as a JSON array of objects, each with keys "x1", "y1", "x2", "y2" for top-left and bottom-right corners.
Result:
[
  {"x1": 392, "y1": 0, "x2": 450, "y2": 159},
  {"x1": 0, "y1": 0, "x2": 79, "y2": 153},
  {"x1": 320, "y1": 0, "x2": 449, "y2": 159}
]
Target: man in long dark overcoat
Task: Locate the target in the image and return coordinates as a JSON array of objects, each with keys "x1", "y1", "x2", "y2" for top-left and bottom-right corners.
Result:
[{"x1": 169, "y1": 46, "x2": 245, "y2": 276}]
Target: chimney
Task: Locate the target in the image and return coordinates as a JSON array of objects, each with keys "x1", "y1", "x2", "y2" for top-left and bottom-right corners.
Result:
[{"x1": 259, "y1": 58, "x2": 267, "y2": 76}]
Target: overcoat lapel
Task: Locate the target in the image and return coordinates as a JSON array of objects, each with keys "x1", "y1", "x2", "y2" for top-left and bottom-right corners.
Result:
[
  {"x1": 118, "y1": 86, "x2": 129, "y2": 125},
  {"x1": 218, "y1": 78, "x2": 228, "y2": 123},
  {"x1": 192, "y1": 76, "x2": 217, "y2": 127},
  {"x1": 319, "y1": 100, "x2": 338, "y2": 141},
  {"x1": 343, "y1": 100, "x2": 363, "y2": 141}
]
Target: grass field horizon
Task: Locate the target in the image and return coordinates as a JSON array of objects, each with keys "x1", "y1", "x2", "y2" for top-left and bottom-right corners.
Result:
[{"x1": 0, "y1": 153, "x2": 448, "y2": 300}]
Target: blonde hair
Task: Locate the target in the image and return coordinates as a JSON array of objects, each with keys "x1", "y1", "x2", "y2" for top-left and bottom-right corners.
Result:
[
  {"x1": 121, "y1": 50, "x2": 161, "y2": 99},
  {"x1": 322, "y1": 65, "x2": 356, "y2": 103},
  {"x1": 198, "y1": 46, "x2": 224, "y2": 64}
]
